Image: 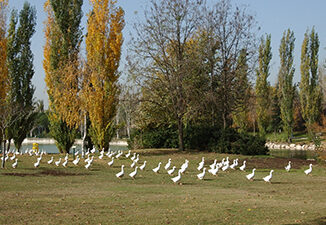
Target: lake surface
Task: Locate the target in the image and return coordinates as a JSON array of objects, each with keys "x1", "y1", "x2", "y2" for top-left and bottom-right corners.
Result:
[
  {"x1": 15, "y1": 144, "x2": 128, "y2": 154},
  {"x1": 269, "y1": 149, "x2": 318, "y2": 160}
]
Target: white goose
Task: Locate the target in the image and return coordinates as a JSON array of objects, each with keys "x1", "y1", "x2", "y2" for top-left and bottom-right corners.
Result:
[
  {"x1": 47, "y1": 156, "x2": 54, "y2": 164},
  {"x1": 304, "y1": 164, "x2": 313, "y2": 175},
  {"x1": 285, "y1": 161, "x2": 291, "y2": 172},
  {"x1": 230, "y1": 159, "x2": 238, "y2": 170},
  {"x1": 239, "y1": 161, "x2": 246, "y2": 171},
  {"x1": 130, "y1": 161, "x2": 136, "y2": 168},
  {"x1": 152, "y1": 162, "x2": 162, "y2": 173},
  {"x1": 208, "y1": 165, "x2": 219, "y2": 176},
  {"x1": 130, "y1": 153, "x2": 136, "y2": 161},
  {"x1": 180, "y1": 160, "x2": 189, "y2": 174},
  {"x1": 139, "y1": 161, "x2": 147, "y2": 170},
  {"x1": 129, "y1": 166, "x2": 138, "y2": 179},
  {"x1": 107, "y1": 158, "x2": 114, "y2": 166},
  {"x1": 171, "y1": 169, "x2": 182, "y2": 184},
  {"x1": 197, "y1": 157, "x2": 205, "y2": 171},
  {"x1": 209, "y1": 159, "x2": 217, "y2": 170},
  {"x1": 12, "y1": 159, "x2": 18, "y2": 168},
  {"x1": 116, "y1": 165, "x2": 125, "y2": 179},
  {"x1": 263, "y1": 170, "x2": 274, "y2": 183},
  {"x1": 55, "y1": 158, "x2": 62, "y2": 167},
  {"x1": 246, "y1": 168, "x2": 256, "y2": 180},
  {"x1": 34, "y1": 158, "x2": 41, "y2": 168},
  {"x1": 64, "y1": 153, "x2": 69, "y2": 161},
  {"x1": 197, "y1": 168, "x2": 206, "y2": 180},
  {"x1": 62, "y1": 159, "x2": 68, "y2": 167},
  {"x1": 221, "y1": 161, "x2": 229, "y2": 171},
  {"x1": 167, "y1": 166, "x2": 176, "y2": 175},
  {"x1": 10, "y1": 154, "x2": 16, "y2": 161},
  {"x1": 99, "y1": 153, "x2": 104, "y2": 160},
  {"x1": 133, "y1": 154, "x2": 140, "y2": 163},
  {"x1": 115, "y1": 151, "x2": 123, "y2": 159},
  {"x1": 164, "y1": 158, "x2": 171, "y2": 170},
  {"x1": 85, "y1": 161, "x2": 92, "y2": 169},
  {"x1": 125, "y1": 150, "x2": 131, "y2": 158},
  {"x1": 73, "y1": 156, "x2": 80, "y2": 165},
  {"x1": 84, "y1": 155, "x2": 90, "y2": 163}
]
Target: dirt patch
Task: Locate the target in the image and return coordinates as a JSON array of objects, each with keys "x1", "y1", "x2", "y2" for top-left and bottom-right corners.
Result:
[{"x1": 245, "y1": 157, "x2": 317, "y2": 169}]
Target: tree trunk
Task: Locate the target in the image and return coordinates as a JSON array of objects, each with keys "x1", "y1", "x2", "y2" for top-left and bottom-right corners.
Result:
[
  {"x1": 126, "y1": 116, "x2": 131, "y2": 139},
  {"x1": 177, "y1": 117, "x2": 184, "y2": 151},
  {"x1": 7, "y1": 139, "x2": 11, "y2": 153},
  {"x1": 2, "y1": 139, "x2": 6, "y2": 168},
  {"x1": 81, "y1": 114, "x2": 87, "y2": 158}
]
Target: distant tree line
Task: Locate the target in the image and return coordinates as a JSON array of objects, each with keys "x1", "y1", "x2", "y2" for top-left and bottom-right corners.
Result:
[{"x1": 125, "y1": 0, "x2": 325, "y2": 153}]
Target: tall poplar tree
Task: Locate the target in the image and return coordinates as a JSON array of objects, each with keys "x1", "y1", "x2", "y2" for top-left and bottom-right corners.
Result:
[
  {"x1": 44, "y1": 0, "x2": 83, "y2": 153},
  {"x1": 0, "y1": 0, "x2": 8, "y2": 156},
  {"x1": 299, "y1": 27, "x2": 322, "y2": 136},
  {"x1": 85, "y1": 0, "x2": 124, "y2": 151},
  {"x1": 233, "y1": 49, "x2": 251, "y2": 133},
  {"x1": 278, "y1": 29, "x2": 295, "y2": 142},
  {"x1": 255, "y1": 34, "x2": 272, "y2": 135},
  {"x1": 7, "y1": 2, "x2": 37, "y2": 151},
  {"x1": 0, "y1": 0, "x2": 7, "y2": 105}
]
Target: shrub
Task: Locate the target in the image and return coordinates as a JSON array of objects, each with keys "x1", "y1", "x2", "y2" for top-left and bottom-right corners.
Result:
[
  {"x1": 129, "y1": 125, "x2": 268, "y2": 155},
  {"x1": 128, "y1": 126, "x2": 178, "y2": 149}
]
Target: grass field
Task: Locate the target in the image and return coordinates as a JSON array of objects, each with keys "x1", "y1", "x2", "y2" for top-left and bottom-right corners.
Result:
[{"x1": 1, "y1": 149, "x2": 326, "y2": 225}]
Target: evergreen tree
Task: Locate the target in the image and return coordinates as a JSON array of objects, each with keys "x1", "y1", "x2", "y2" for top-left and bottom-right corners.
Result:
[
  {"x1": 299, "y1": 27, "x2": 322, "y2": 136},
  {"x1": 7, "y1": 2, "x2": 36, "y2": 151},
  {"x1": 278, "y1": 29, "x2": 295, "y2": 142},
  {"x1": 255, "y1": 34, "x2": 272, "y2": 136}
]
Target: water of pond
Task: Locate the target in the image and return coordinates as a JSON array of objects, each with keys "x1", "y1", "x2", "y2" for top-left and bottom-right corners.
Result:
[
  {"x1": 269, "y1": 149, "x2": 318, "y2": 160},
  {"x1": 15, "y1": 144, "x2": 128, "y2": 154}
]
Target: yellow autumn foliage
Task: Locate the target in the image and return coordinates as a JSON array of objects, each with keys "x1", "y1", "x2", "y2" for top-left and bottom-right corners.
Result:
[
  {"x1": 0, "y1": 0, "x2": 8, "y2": 103},
  {"x1": 85, "y1": 0, "x2": 124, "y2": 149}
]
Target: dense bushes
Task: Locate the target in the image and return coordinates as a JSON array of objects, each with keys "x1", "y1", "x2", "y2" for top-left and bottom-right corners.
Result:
[
  {"x1": 129, "y1": 125, "x2": 269, "y2": 155},
  {"x1": 128, "y1": 126, "x2": 178, "y2": 149}
]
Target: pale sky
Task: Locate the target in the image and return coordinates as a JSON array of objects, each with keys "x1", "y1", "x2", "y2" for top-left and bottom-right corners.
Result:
[{"x1": 8, "y1": 0, "x2": 326, "y2": 109}]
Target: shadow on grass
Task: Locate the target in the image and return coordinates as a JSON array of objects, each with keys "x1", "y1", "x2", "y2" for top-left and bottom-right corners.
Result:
[
  {"x1": 287, "y1": 216, "x2": 326, "y2": 225},
  {"x1": 2, "y1": 168, "x2": 90, "y2": 177},
  {"x1": 303, "y1": 216, "x2": 326, "y2": 225}
]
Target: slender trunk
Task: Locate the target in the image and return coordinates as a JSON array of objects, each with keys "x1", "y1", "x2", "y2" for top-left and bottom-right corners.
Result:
[
  {"x1": 116, "y1": 110, "x2": 120, "y2": 139},
  {"x1": 222, "y1": 112, "x2": 227, "y2": 130},
  {"x1": 126, "y1": 116, "x2": 131, "y2": 139},
  {"x1": 2, "y1": 139, "x2": 6, "y2": 168},
  {"x1": 6, "y1": 138, "x2": 10, "y2": 153},
  {"x1": 177, "y1": 117, "x2": 184, "y2": 151},
  {"x1": 81, "y1": 113, "x2": 87, "y2": 158}
]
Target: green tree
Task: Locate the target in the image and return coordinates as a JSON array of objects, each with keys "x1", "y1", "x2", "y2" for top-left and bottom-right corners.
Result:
[
  {"x1": 255, "y1": 34, "x2": 272, "y2": 136},
  {"x1": 278, "y1": 29, "x2": 295, "y2": 142},
  {"x1": 129, "y1": 0, "x2": 205, "y2": 151},
  {"x1": 44, "y1": 0, "x2": 83, "y2": 153},
  {"x1": 233, "y1": 49, "x2": 251, "y2": 133},
  {"x1": 7, "y1": 2, "x2": 37, "y2": 151},
  {"x1": 299, "y1": 27, "x2": 322, "y2": 137}
]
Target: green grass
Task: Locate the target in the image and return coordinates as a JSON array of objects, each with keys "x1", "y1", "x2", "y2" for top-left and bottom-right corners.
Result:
[{"x1": 1, "y1": 149, "x2": 326, "y2": 225}]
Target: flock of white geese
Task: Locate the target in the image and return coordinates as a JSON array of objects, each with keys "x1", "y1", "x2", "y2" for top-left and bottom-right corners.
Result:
[{"x1": 1, "y1": 148, "x2": 314, "y2": 184}]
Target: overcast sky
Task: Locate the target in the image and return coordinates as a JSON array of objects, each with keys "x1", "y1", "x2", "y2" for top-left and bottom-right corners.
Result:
[{"x1": 8, "y1": 0, "x2": 326, "y2": 109}]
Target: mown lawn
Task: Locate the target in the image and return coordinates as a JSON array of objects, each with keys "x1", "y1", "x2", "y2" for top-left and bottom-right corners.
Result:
[{"x1": 0, "y1": 149, "x2": 326, "y2": 225}]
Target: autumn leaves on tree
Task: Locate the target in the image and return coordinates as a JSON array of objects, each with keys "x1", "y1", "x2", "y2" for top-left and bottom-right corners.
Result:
[{"x1": 43, "y1": 0, "x2": 124, "y2": 153}]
